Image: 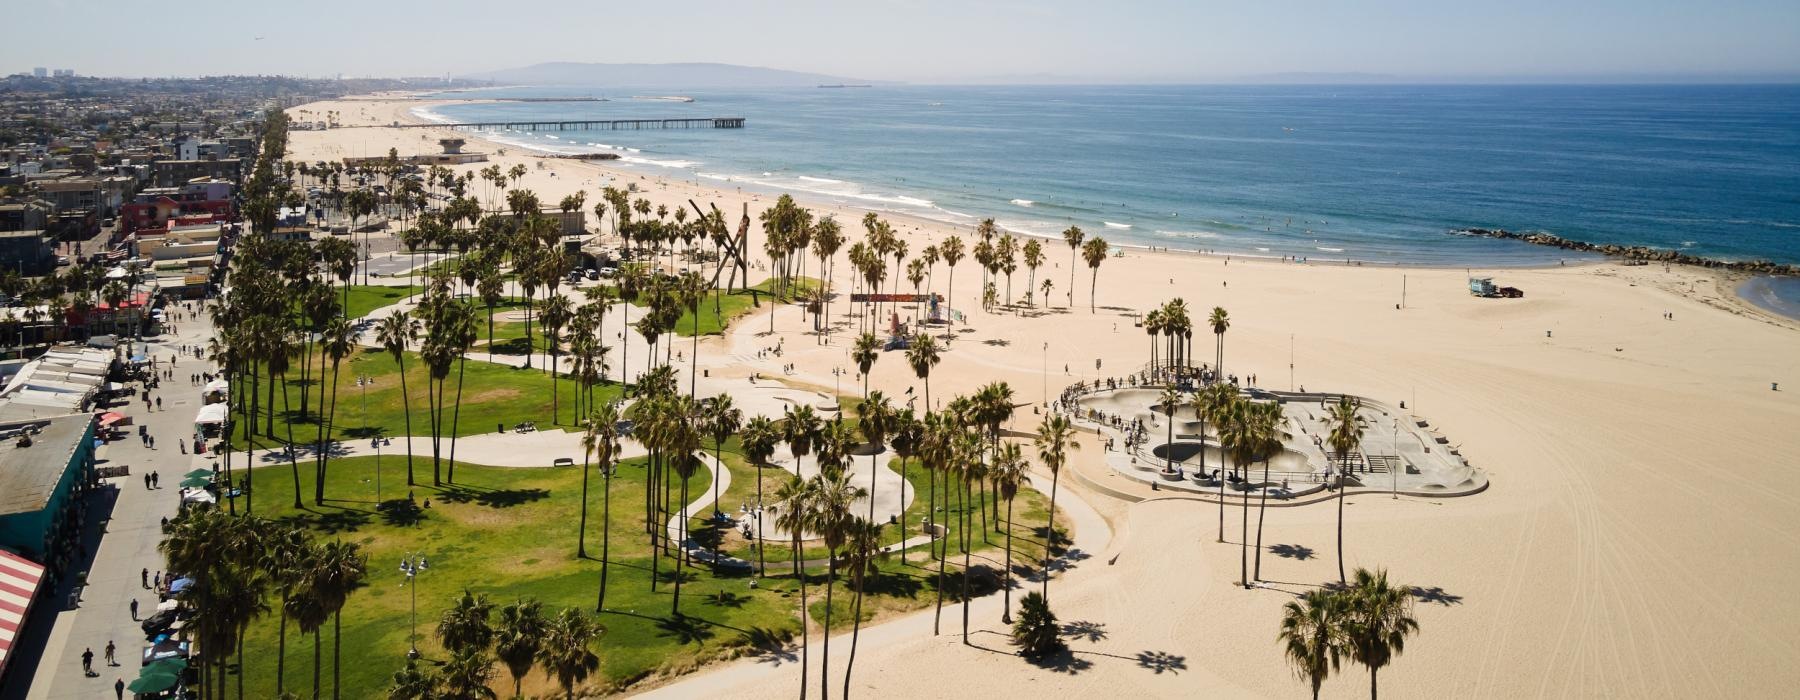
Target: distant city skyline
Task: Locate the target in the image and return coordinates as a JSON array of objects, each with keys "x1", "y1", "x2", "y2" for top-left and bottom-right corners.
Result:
[{"x1": 3, "y1": 0, "x2": 1797, "y2": 83}]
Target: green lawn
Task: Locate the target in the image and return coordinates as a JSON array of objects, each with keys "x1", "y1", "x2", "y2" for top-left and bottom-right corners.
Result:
[
  {"x1": 234, "y1": 344, "x2": 616, "y2": 447},
  {"x1": 672, "y1": 277, "x2": 818, "y2": 337},
  {"x1": 340, "y1": 285, "x2": 421, "y2": 320}
]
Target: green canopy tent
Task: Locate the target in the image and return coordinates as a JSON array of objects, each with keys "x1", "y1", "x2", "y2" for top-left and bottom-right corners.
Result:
[
  {"x1": 127, "y1": 670, "x2": 179, "y2": 694},
  {"x1": 184, "y1": 469, "x2": 214, "y2": 478},
  {"x1": 178, "y1": 475, "x2": 212, "y2": 489}
]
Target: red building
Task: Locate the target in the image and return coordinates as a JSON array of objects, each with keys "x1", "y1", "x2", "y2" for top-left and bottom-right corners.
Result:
[{"x1": 118, "y1": 180, "x2": 235, "y2": 236}]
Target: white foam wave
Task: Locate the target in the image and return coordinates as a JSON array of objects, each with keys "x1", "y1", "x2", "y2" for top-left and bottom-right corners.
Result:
[
  {"x1": 1010, "y1": 199, "x2": 1035, "y2": 207},
  {"x1": 1104, "y1": 221, "x2": 1132, "y2": 230},
  {"x1": 798, "y1": 176, "x2": 845, "y2": 184},
  {"x1": 621, "y1": 156, "x2": 701, "y2": 169},
  {"x1": 1316, "y1": 246, "x2": 1345, "y2": 253},
  {"x1": 1154, "y1": 229, "x2": 1220, "y2": 239}
]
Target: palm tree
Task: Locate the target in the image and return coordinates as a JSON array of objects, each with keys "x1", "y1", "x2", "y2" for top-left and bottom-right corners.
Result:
[
  {"x1": 586, "y1": 400, "x2": 623, "y2": 610},
  {"x1": 905, "y1": 332, "x2": 940, "y2": 411},
  {"x1": 938, "y1": 236, "x2": 964, "y2": 333},
  {"x1": 771, "y1": 477, "x2": 815, "y2": 700},
  {"x1": 1061, "y1": 226, "x2": 1084, "y2": 308},
  {"x1": 1080, "y1": 237, "x2": 1109, "y2": 312},
  {"x1": 1209, "y1": 306, "x2": 1230, "y2": 382},
  {"x1": 1192, "y1": 382, "x2": 1234, "y2": 542},
  {"x1": 437, "y1": 589, "x2": 496, "y2": 654},
  {"x1": 857, "y1": 390, "x2": 892, "y2": 522},
  {"x1": 315, "y1": 316, "x2": 361, "y2": 504},
  {"x1": 311, "y1": 539, "x2": 367, "y2": 700},
  {"x1": 1033, "y1": 414, "x2": 1077, "y2": 601},
  {"x1": 740, "y1": 415, "x2": 781, "y2": 576},
  {"x1": 494, "y1": 598, "x2": 546, "y2": 699},
  {"x1": 954, "y1": 430, "x2": 983, "y2": 645},
  {"x1": 540, "y1": 293, "x2": 573, "y2": 421},
  {"x1": 284, "y1": 544, "x2": 331, "y2": 700},
  {"x1": 1158, "y1": 387, "x2": 1183, "y2": 474},
  {"x1": 809, "y1": 468, "x2": 865, "y2": 700},
  {"x1": 387, "y1": 659, "x2": 438, "y2": 700},
  {"x1": 1252, "y1": 402, "x2": 1286, "y2": 581},
  {"x1": 1280, "y1": 589, "x2": 1348, "y2": 700},
  {"x1": 703, "y1": 394, "x2": 743, "y2": 531},
  {"x1": 539, "y1": 608, "x2": 602, "y2": 700},
  {"x1": 991, "y1": 441, "x2": 1028, "y2": 622},
  {"x1": 439, "y1": 645, "x2": 499, "y2": 700},
  {"x1": 1344, "y1": 568, "x2": 1419, "y2": 699},
  {"x1": 840, "y1": 516, "x2": 886, "y2": 697},
  {"x1": 1327, "y1": 396, "x2": 1365, "y2": 584},
  {"x1": 377, "y1": 311, "x2": 420, "y2": 486},
  {"x1": 264, "y1": 525, "x2": 311, "y2": 696}
]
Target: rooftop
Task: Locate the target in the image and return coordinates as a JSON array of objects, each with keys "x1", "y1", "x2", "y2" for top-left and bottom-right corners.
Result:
[{"x1": 0, "y1": 413, "x2": 93, "y2": 516}]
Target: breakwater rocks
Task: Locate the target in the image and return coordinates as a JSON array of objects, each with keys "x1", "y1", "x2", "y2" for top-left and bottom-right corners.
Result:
[
  {"x1": 1455, "y1": 229, "x2": 1800, "y2": 276},
  {"x1": 546, "y1": 153, "x2": 621, "y2": 161}
]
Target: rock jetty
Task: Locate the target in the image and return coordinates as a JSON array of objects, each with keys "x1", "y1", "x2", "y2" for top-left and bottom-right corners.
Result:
[{"x1": 1455, "y1": 228, "x2": 1800, "y2": 276}]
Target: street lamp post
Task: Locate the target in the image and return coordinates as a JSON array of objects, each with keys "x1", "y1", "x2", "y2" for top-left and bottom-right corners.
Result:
[
  {"x1": 1392, "y1": 418, "x2": 1400, "y2": 499},
  {"x1": 358, "y1": 376, "x2": 380, "y2": 501},
  {"x1": 399, "y1": 553, "x2": 428, "y2": 659}
]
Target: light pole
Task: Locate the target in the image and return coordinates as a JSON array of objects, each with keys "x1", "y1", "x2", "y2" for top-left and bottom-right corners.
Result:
[
  {"x1": 1392, "y1": 418, "x2": 1399, "y2": 499},
  {"x1": 1041, "y1": 341, "x2": 1049, "y2": 406},
  {"x1": 399, "y1": 553, "x2": 428, "y2": 659},
  {"x1": 832, "y1": 367, "x2": 843, "y2": 403}
]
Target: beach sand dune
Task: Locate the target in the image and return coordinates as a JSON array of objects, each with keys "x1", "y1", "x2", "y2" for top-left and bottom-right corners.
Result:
[{"x1": 286, "y1": 98, "x2": 1800, "y2": 698}]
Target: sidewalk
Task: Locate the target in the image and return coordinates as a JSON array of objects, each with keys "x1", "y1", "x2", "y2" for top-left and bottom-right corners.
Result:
[{"x1": 13, "y1": 308, "x2": 219, "y2": 700}]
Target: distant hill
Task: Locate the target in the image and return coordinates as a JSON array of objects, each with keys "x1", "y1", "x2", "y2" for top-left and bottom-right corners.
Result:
[{"x1": 463, "y1": 62, "x2": 886, "y2": 88}]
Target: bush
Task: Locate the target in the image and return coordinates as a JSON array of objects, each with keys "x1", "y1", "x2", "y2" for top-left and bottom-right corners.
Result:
[{"x1": 1011, "y1": 591, "x2": 1064, "y2": 657}]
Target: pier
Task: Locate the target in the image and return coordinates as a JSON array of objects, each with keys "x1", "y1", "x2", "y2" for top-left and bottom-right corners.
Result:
[{"x1": 384, "y1": 117, "x2": 746, "y2": 131}]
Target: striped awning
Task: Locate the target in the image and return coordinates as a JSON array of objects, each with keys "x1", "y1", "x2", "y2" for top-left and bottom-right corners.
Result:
[{"x1": 0, "y1": 549, "x2": 47, "y2": 679}]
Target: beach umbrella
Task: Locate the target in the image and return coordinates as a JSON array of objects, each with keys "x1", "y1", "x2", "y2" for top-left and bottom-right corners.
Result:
[
  {"x1": 128, "y1": 671, "x2": 180, "y2": 694},
  {"x1": 179, "y1": 475, "x2": 211, "y2": 489},
  {"x1": 184, "y1": 469, "x2": 213, "y2": 478}
]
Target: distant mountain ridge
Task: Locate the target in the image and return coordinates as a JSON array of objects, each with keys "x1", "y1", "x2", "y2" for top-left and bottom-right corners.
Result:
[{"x1": 463, "y1": 62, "x2": 887, "y2": 88}]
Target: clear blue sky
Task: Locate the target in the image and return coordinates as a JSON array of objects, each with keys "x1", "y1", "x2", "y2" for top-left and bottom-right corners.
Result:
[{"x1": 5, "y1": 0, "x2": 1797, "y2": 82}]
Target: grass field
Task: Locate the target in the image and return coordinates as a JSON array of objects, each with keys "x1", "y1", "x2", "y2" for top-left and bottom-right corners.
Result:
[
  {"x1": 234, "y1": 344, "x2": 616, "y2": 447},
  {"x1": 339, "y1": 285, "x2": 422, "y2": 320},
  {"x1": 227, "y1": 439, "x2": 1063, "y2": 696}
]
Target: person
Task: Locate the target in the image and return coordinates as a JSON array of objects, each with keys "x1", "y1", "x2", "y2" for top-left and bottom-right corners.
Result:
[
  {"x1": 179, "y1": 439, "x2": 186, "y2": 454},
  {"x1": 141, "y1": 568, "x2": 148, "y2": 589},
  {"x1": 130, "y1": 598, "x2": 139, "y2": 620},
  {"x1": 153, "y1": 571, "x2": 160, "y2": 588},
  {"x1": 105, "y1": 640, "x2": 115, "y2": 666},
  {"x1": 81, "y1": 647, "x2": 94, "y2": 676},
  {"x1": 115, "y1": 677, "x2": 125, "y2": 700},
  {"x1": 143, "y1": 473, "x2": 151, "y2": 490},
  {"x1": 150, "y1": 472, "x2": 159, "y2": 488}
]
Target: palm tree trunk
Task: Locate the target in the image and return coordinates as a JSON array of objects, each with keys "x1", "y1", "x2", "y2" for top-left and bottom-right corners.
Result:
[
  {"x1": 933, "y1": 470, "x2": 946, "y2": 635},
  {"x1": 755, "y1": 463, "x2": 766, "y2": 576},
  {"x1": 673, "y1": 476, "x2": 689, "y2": 616},
  {"x1": 1241, "y1": 477, "x2": 1251, "y2": 588},
  {"x1": 796, "y1": 534, "x2": 810, "y2": 700},
  {"x1": 961, "y1": 475, "x2": 972, "y2": 645},
  {"x1": 276, "y1": 605, "x2": 289, "y2": 695},
  {"x1": 1002, "y1": 497, "x2": 1015, "y2": 623},
  {"x1": 1089, "y1": 268, "x2": 1098, "y2": 312},
  {"x1": 844, "y1": 570, "x2": 866, "y2": 698},
  {"x1": 1043, "y1": 469, "x2": 1060, "y2": 600},
  {"x1": 447, "y1": 356, "x2": 467, "y2": 483},
  {"x1": 598, "y1": 469, "x2": 612, "y2": 611},
  {"x1": 318, "y1": 357, "x2": 343, "y2": 504},
  {"x1": 1254, "y1": 458, "x2": 1270, "y2": 580},
  {"x1": 399, "y1": 357, "x2": 414, "y2": 486},
  {"x1": 312, "y1": 629, "x2": 322, "y2": 700},
  {"x1": 578, "y1": 455, "x2": 590, "y2": 557},
  {"x1": 1337, "y1": 468, "x2": 1347, "y2": 584},
  {"x1": 332, "y1": 611, "x2": 342, "y2": 700},
  {"x1": 822, "y1": 554, "x2": 836, "y2": 700}
]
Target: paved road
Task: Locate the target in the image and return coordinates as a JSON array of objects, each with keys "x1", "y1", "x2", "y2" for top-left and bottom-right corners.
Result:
[{"x1": 10, "y1": 303, "x2": 221, "y2": 700}]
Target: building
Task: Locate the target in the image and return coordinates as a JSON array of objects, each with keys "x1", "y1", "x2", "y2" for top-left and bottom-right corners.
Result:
[
  {"x1": 149, "y1": 159, "x2": 240, "y2": 188},
  {"x1": 0, "y1": 200, "x2": 52, "y2": 233},
  {"x1": 0, "y1": 231, "x2": 52, "y2": 275},
  {"x1": 31, "y1": 67, "x2": 46, "y2": 78},
  {"x1": 118, "y1": 180, "x2": 234, "y2": 234},
  {"x1": 0, "y1": 413, "x2": 99, "y2": 566}
]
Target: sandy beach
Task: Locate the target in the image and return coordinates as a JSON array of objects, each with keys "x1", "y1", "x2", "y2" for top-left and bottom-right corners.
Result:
[{"x1": 285, "y1": 96, "x2": 1800, "y2": 698}]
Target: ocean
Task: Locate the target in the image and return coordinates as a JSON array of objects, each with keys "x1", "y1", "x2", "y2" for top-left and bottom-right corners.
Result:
[{"x1": 416, "y1": 84, "x2": 1800, "y2": 271}]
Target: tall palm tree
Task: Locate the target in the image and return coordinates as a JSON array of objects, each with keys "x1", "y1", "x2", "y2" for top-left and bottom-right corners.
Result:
[
  {"x1": 376, "y1": 310, "x2": 420, "y2": 486},
  {"x1": 857, "y1": 390, "x2": 893, "y2": 522},
  {"x1": 1209, "y1": 307, "x2": 1230, "y2": 382},
  {"x1": 539, "y1": 608, "x2": 602, "y2": 700},
  {"x1": 1193, "y1": 382, "x2": 1235, "y2": 542},
  {"x1": 840, "y1": 516, "x2": 886, "y2": 697},
  {"x1": 771, "y1": 477, "x2": 815, "y2": 700},
  {"x1": 315, "y1": 316, "x2": 361, "y2": 504},
  {"x1": 1158, "y1": 386, "x2": 1183, "y2": 473},
  {"x1": 284, "y1": 544, "x2": 332, "y2": 700},
  {"x1": 809, "y1": 468, "x2": 865, "y2": 700},
  {"x1": 954, "y1": 430, "x2": 984, "y2": 645},
  {"x1": 1252, "y1": 401, "x2": 1286, "y2": 581},
  {"x1": 703, "y1": 394, "x2": 743, "y2": 531},
  {"x1": 1327, "y1": 396, "x2": 1365, "y2": 584},
  {"x1": 264, "y1": 524, "x2": 311, "y2": 696},
  {"x1": 1344, "y1": 568, "x2": 1419, "y2": 699},
  {"x1": 586, "y1": 401, "x2": 623, "y2": 610},
  {"x1": 387, "y1": 659, "x2": 438, "y2": 700},
  {"x1": 905, "y1": 332, "x2": 940, "y2": 411},
  {"x1": 494, "y1": 598, "x2": 547, "y2": 699},
  {"x1": 740, "y1": 415, "x2": 781, "y2": 576},
  {"x1": 938, "y1": 236, "x2": 964, "y2": 333},
  {"x1": 314, "y1": 540, "x2": 367, "y2": 700},
  {"x1": 541, "y1": 293, "x2": 573, "y2": 421},
  {"x1": 1033, "y1": 414, "x2": 1077, "y2": 601},
  {"x1": 1061, "y1": 226, "x2": 1084, "y2": 308},
  {"x1": 1080, "y1": 237, "x2": 1109, "y2": 312},
  {"x1": 991, "y1": 442, "x2": 1028, "y2": 623},
  {"x1": 1280, "y1": 589, "x2": 1348, "y2": 700}
]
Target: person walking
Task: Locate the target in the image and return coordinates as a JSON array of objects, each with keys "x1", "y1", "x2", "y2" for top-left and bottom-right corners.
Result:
[
  {"x1": 130, "y1": 598, "x2": 139, "y2": 620},
  {"x1": 140, "y1": 568, "x2": 148, "y2": 589},
  {"x1": 150, "y1": 471, "x2": 159, "y2": 488},
  {"x1": 114, "y1": 677, "x2": 125, "y2": 700},
  {"x1": 104, "y1": 640, "x2": 116, "y2": 666},
  {"x1": 81, "y1": 648, "x2": 94, "y2": 676},
  {"x1": 143, "y1": 473, "x2": 151, "y2": 490}
]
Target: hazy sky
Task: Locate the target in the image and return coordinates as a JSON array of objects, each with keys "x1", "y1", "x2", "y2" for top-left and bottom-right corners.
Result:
[{"x1": 5, "y1": 0, "x2": 1797, "y2": 82}]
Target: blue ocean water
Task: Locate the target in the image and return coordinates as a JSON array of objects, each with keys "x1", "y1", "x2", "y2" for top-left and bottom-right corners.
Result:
[{"x1": 418, "y1": 84, "x2": 1800, "y2": 268}]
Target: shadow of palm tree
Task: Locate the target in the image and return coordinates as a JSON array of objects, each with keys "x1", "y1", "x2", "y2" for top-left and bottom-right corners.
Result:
[
  {"x1": 377, "y1": 498, "x2": 426, "y2": 527},
  {"x1": 1135, "y1": 650, "x2": 1187, "y2": 674},
  {"x1": 1061, "y1": 620, "x2": 1107, "y2": 643},
  {"x1": 739, "y1": 626, "x2": 797, "y2": 663},
  {"x1": 1410, "y1": 585, "x2": 1464, "y2": 606},
  {"x1": 705, "y1": 591, "x2": 750, "y2": 609},
  {"x1": 1028, "y1": 647, "x2": 1093, "y2": 675},
  {"x1": 275, "y1": 507, "x2": 372, "y2": 534},
  {"x1": 434, "y1": 486, "x2": 549, "y2": 508},
  {"x1": 656, "y1": 614, "x2": 717, "y2": 646},
  {"x1": 1269, "y1": 543, "x2": 1314, "y2": 560}
]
